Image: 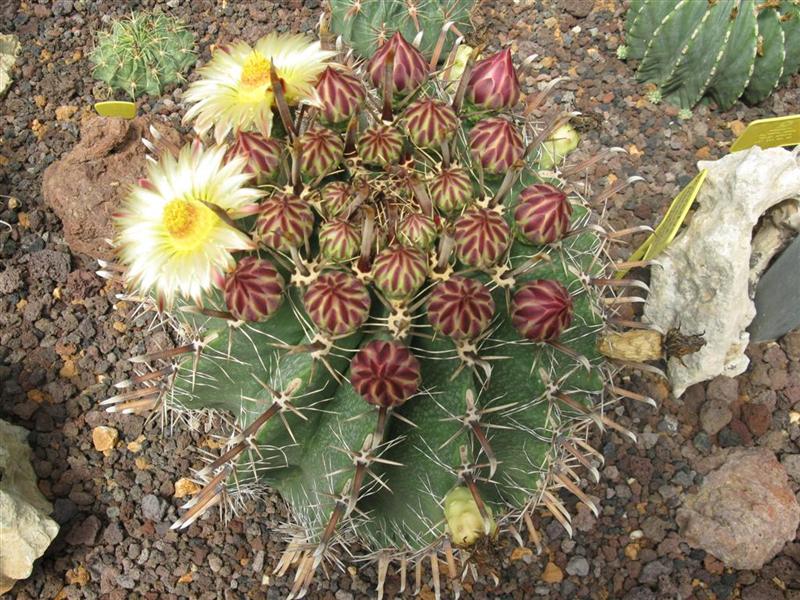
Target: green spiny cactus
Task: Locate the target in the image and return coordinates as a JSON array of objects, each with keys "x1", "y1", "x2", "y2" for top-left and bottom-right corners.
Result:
[
  {"x1": 623, "y1": 0, "x2": 800, "y2": 110},
  {"x1": 90, "y1": 11, "x2": 196, "y2": 99},
  {"x1": 106, "y1": 32, "x2": 654, "y2": 598},
  {"x1": 328, "y1": 0, "x2": 474, "y2": 61}
]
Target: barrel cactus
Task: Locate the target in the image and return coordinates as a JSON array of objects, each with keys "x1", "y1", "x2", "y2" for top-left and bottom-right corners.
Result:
[
  {"x1": 622, "y1": 0, "x2": 800, "y2": 110},
  {"x1": 90, "y1": 10, "x2": 196, "y2": 99},
  {"x1": 328, "y1": 0, "x2": 474, "y2": 61},
  {"x1": 104, "y1": 30, "x2": 653, "y2": 598}
]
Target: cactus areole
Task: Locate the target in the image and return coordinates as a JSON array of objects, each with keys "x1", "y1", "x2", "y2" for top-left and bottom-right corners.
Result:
[{"x1": 108, "y1": 29, "x2": 650, "y2": 598}]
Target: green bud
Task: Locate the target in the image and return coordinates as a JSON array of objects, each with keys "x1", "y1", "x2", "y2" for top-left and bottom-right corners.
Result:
[
  {"x1": 538, "y1": 123, "x2": 580, "y2": 170},
  {"x1": 444, "y1": 486, "x2": 497, "y2": 547}
]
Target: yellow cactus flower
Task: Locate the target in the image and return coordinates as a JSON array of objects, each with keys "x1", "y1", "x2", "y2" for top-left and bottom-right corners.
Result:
[
  {"x1": 115, "y1": 141, "x2": 262, "y2": 309},
  {"x1": 183, "y1": 34, "x2": 336, "y2": 143}
]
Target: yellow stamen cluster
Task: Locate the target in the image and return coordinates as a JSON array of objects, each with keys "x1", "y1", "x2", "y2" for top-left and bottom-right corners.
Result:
[
  {"x1": 240, "y1": 52, "x2": 272, "y2": 88},
  {"x1": 163, "y1": 199, "x2": 218, "y2": 251}
]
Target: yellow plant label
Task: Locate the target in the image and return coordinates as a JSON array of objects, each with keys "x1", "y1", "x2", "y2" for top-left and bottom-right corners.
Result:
[
  {"x1": 729, "y1": 114, "x2": 800, "y2": 153},
  {"x1": 94, "y1": 101, "x2": 136, "y2": 119},
  {"x1": 617, "y1": 169, "x2": 708, "y2": 277}
]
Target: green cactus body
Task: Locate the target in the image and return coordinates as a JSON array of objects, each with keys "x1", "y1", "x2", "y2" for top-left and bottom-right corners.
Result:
[
  {"x1": 705, "y1": 0, "x2": 759, "y2": 111},
  {"x1": 636, "y1": 0, "x2": 710, "y2": 86},
  {"x1": 778, "y1": 1, "x2": 800, "y2": 85},
  {"x1": 742, "y1": 7, "x2": 785, "y2": 105},
  {"x1": 108, "y1": 33, "x2": 645, "y2": 597},
  {"x1": 329, "y1": 0, "x2": 474, "y2": 61},
  {"x1": 90, "y1": 11, "x2": 196, "y2": 99},
  {"x1": 623, "y1": 0, "x2": 800, "y2": 110},
  {"x1": 625, "y1": 0, "x2": 680, "y2": 61},
  {"x1": 660, "y1": 0, "x2": 737, "y2": 109}
]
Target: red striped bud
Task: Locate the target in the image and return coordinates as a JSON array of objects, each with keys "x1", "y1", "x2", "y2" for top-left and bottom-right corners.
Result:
[
  {"x1": 350, "y1": 340, "x2": 421, "y2": 408},
  {"x1": 255, "y1": 193, "x2": 314, "y2": 252},
  {"x1": 315, "y1": 66, "x2": 366, "y2": 124},
  {"x1": 466, "y1": 49, "x2": 521, "y2": 110},
  {"x1": 226, "y1": 131, "x2": 283, "y2": 181},
  {"x1": 403, "y1": 99, "x2": 459, "y2": 148},
  {"x1": 427, "y1": 276, "x2": 495, "y2": 341},
  {"x1": 510, "y1": 280, "x2": 573, "y2": 342},
  {"x1": 372, "y1": 245, "x2": 428, "y2": 301},
  {"x1": 223, "y1": 257, "x2": 285, "y2": 322},
  {"x1": 454, "y1": 208, "x2": 511, "y2": 269},
  {"x1": 358, "y1": 124, "x2": 404, "y2": 166},
  {"x1": 429, "y1": 166, "x2": 473, "y2": 214},
  {"x1": 367, "y1": 32, "x2": 429, "y2": 96},
  {"x1": 514, "y1": 183, "x2": 572, "y2": 245},
  {"x1": 319, "y1": 219, "x2": 361, "y2": 262},
  {"x1": 397, "y1": 213, "x2": 438, "y2": 250},
  {"x1": 298, "y1": 127, "x2": 344, "y2": 179},
  {"x1": 304, "y1": 271, "x2": 371, "y2": 337},
  {"x1": 468, "y1": 117, "x2": 524, "y2": 175}
]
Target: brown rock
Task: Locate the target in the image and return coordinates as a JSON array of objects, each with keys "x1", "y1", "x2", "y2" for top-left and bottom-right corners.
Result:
[
  {"x1": 42, "y1": 115, "x2": 181, "y2": 259},
  {"x1": 677, "y1": 448, "x2": 800, "y2": 570},
  {"x1": 174, "y1": 478, "x2": 201, "y2": 499},
  {"x1": 741, "y1": 402, "x2": 772, "y2": 437},
  {"x1": 541, "y1": 561, "x2": 563, "y2": 583},
  {"x1": 91, "y1": 426, "x2": 118, "y2": 452},
  {"x1": 560, "y1": 0, "x2": 593, "y2": 18}
]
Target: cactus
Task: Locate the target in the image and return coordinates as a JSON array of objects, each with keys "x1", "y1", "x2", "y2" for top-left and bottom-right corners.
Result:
[
  {"x1": 90, "y1": 11, "x2": 196, "y2": 99},
  {"x1": 328, "y1": 0, "x2": 475, "y2": 62},
  {"x1": 106, "y1": 33, "x2": 654, "y2": 598},
  {"x1": 623, "y1": 0, "x2": 800, "y2": 110}
]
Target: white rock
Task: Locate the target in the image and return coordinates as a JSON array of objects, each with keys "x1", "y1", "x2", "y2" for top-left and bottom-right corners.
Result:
[
  {"x1": 0, "y1": 420, "x2": 60, "y2": 594},
  {"x1": 644, "y1": 146, "x2": 800, "y2": 397}
]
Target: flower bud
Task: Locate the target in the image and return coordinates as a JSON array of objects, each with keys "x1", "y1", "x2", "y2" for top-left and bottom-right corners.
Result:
[
  {"x1": 315, "y1": 66, "x2": 366, "y2": 124},
  {"x1": 255, "y1": 193, "x2": 314, "y2": 252},
  {"x1": 226, "y1": 131, "x2": 282, "y2": 181},
  {"x1": 304, "y1": 271, "x2": 371, "y2": 337},
  {"x1": 444, "y1": 487, "x2": 496, "y2": 547},
  {"x1": 510, "y1": 279, "x2": 573, "y2": 342},
  {"x1": 223, "y1": 257, "x2": 285, "y2": 322},
  {"x1": 372, "y1": 245, "x2": 428, "y2": 301},
  {"x1": 466, "y1": 49, "x2": 521, "y2": 110},
  {"x1": 397, "y1": 213, "x2": 438, "y2": 250},
  {"x1": 514, "y1": 183, "x2": 572, "y2": 245},
  {"x1": 298, "y1": 126, "x2": 344, "y2": 179},
  {"x1": 427, "y1": 276, "x2": 495, "y2": 341},
  {"x1": 367, "y1": 32, "x2": 429, "y2": 95},
  {"x1": 319, "y1": 219, "x2": 361, "y2": 263},
  {"x1": 318, "y1": 181, "x2": 352, "y2": 219},
  {"x1": 468, "y1": 117, "x2": 524, "y2": 175},
  {"x1": 358, "y1": 124, "x2": 404, "y2": 166},
  {"x1": 351, "y1": 340, "x2": 421, "y2": 408},
  {"x1": 403, "y1": 99, "x2": 459, "y2": 148},
  {"x1": 454, "y1": 208, "x2": 511, "y2": 269},
  {"x1": 429, "y1": 166, "x2": 473, "y2": 214}
]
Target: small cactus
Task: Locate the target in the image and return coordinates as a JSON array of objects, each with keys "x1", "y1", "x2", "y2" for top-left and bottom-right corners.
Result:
[
  {"x1": 107, "y1": 30, "x2": 656, "y2": 598},
  {"x1": 90, "y1": 11, "x2": 196, "y2": 99}
]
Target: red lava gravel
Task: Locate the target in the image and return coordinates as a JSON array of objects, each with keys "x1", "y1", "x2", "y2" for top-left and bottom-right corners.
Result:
[{"x1": 1, "y1": 0, "x2": 798, "y2": 599}]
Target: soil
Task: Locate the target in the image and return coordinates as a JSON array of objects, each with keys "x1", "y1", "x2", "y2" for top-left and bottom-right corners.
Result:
[{"x1": 1, "y1": 0, "x2": 799, "y2": 599}]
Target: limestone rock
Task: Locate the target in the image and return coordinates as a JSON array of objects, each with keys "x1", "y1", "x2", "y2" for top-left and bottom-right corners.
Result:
[
  {"x1": 644, "y1": 147, "x2": 800, "y2": 397},
  {"x1": 0, "y1": 34, "x2": 20, "y2": 97},
  {"x1": 42, "y1": 115, "x2": 181, "y2": 260},
  {"x1": 677, "y1": 448, "x2": 800, "y2": 570},
  {"x1": 0, "y1": 419, "x2": 60, "y2": 594}
]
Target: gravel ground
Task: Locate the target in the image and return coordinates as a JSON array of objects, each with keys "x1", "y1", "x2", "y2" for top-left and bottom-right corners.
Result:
[{"x1": 1, "y1": 0, "x2": 799, "y2": 598}]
